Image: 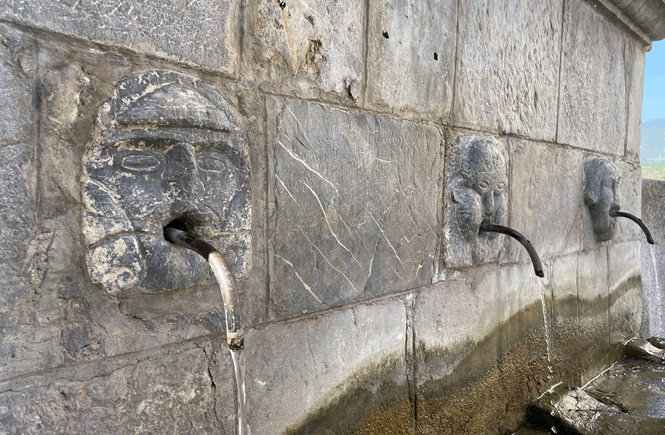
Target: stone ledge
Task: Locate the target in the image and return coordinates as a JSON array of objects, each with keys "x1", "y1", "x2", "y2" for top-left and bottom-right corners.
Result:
[{"x1": 589, "y1": 0, "x2": 665, "y2": 46}]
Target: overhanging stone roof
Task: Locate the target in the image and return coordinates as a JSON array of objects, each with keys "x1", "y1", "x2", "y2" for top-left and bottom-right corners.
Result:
[{"x1": 591, "y1": 0, "x2": 665, "y2": 46}]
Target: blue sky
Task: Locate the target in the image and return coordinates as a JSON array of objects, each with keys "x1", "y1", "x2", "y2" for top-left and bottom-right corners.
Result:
[{"x1": 643, "y1": 40, "x2": 665, "y2": 122}]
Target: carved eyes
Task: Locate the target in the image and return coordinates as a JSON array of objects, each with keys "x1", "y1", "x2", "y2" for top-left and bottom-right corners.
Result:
[
  {"x1": 477, "y1": 180, "x2": 505, "y2": 192},
  {"x1": 119, "y1": 150, "x2": 230, "y2": 173},
  {"x1": 197, "y1": 153, "x2": 228, "y2": 172},
  {"x1": 121, "y1": 154, "x2": 161, "y2": 172},
  {"x1": 605, "y1": 179, "x2": 616, "y2": 188}
]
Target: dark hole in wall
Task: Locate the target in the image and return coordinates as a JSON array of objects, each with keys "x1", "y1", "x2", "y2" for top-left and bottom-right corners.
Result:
[
  {"x1": 382, "y1": 31, "x2": 389, "y2": 39},
  {"x1": 277, "y1": 0, "x2": 286, "y2": 9},
  {"x1": 164, "y1": 218, "x2": 192, "y2": 235},
  {"x1": 434, "y1": 52, "x2": 438, "y2": 61}
]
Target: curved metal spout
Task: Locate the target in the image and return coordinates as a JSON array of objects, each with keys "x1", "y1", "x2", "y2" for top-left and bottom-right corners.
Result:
[
  {"x1": 609, "y1": 210, "x2": 655, "y2": 245},
  {"x1": 479, "y1": 223, "x2": 545, "y2": 278},
  {"x1": 164, "y1": 226, "x2": 244, "y2": 349}
]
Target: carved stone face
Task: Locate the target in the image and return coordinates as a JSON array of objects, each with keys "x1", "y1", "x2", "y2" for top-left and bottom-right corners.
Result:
[
  {"x1": 82, "y1": 71, "x2": 250, "y2": 297},
  {"x1": 452, "y1": 138, "x2": 508, "y2": 243},
  {"x1": 584, "y1": 158, "x2": 619, "y2": 241},
  {"x1": 442, "y1": 135, "x2": 508, "y2": 269}
]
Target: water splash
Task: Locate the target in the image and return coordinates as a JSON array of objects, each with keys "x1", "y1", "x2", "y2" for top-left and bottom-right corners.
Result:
[
  {"x1": 539, "y1": 288, "x2": 553, "y2": 378},
  {"x1": 650, "y1": 245, "x2": 662, "y2": 334},
  {"x1": 231, "y1": 348, "x2": 250, "y2": 435}
]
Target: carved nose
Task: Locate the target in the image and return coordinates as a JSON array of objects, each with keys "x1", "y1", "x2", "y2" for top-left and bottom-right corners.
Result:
[
  {"x1": 482, "y1": 192, "x2": 494, "y2": 218},
  {"x1": 162, "y1": 145, "x2": 201, "y2": 199}
]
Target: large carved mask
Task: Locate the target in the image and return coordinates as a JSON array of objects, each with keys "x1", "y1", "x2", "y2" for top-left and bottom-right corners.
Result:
[
  {"x1": 442, "y1": 134, "x2": 508, "y2": 267},
  {"x1": 82, "y1": 71, "x2": 251, "y2": 298}
]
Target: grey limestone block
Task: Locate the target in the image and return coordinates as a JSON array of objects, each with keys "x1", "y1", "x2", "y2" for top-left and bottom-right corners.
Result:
[
  {"x1": 0, "y1": 0, "x2": 240, "y2": 74},
  {"x1": 242, "y1": 298, "x2": 407, "y2": 435},
  {"x1": 558, "y1": 0, "x2": 627, "y2": 155},
  {"x1": 576, "y1": 247, "x2": 610, "y2": 384},
  {"x1": 269, "y1": 98, "x2": 441, "y2": 318},
  {"x1": 625, "y1": 37, "x2": 646, "y2": 162},
  {"x1": 0, "y1": 25, "x2": 36, "y2": 145},
  {"x1": 508, "y1": 139, "x2": 584, "y2": 263},
  {"x1": 0, "y1": 271, "x2": 63, "y2": 380},
  {"x1": 0, "y1": 143, "x2": 35, "y2": 269},
  {"x1": 367, "y1": 0, "x2": 457, "y2": 118},
  {"x1": 0, "y1": 347, "x2": 228, "y2": 435},
  {"x1": 454, "y1": 0, "x2": 563, "y2": 141},
  {"x1": 255, "y1": 0, "x2": 364, "y2": 96},
  {"x1": 550, "y1": 254, "x2": 581, "y2": 385},
  {"x1": 416, "y1": 262, "x2": 550, "y2": 385},
  {"x1": 608, "y1": 241, "x2": 641, "y2": 356}
]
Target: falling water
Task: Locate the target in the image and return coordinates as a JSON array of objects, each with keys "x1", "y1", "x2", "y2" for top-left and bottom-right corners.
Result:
[
  {"x1": 539, "y1": 289, "x2": 553, "y2": 378},
  {"x1": 650, "y1": 245, "x2": 662, "y2": 334},
  {"x1": 231, "y1": 348, "x2": 249, "y2": 435}
]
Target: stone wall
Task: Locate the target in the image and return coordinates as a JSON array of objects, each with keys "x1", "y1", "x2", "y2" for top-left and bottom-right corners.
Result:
[{"x1": 0, "y1": 0, "x2": 655, "y2": 434}]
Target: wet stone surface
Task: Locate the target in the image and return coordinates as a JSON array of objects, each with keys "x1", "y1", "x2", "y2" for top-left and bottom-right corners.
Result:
[{"x1": 524, "y1": 346, "x2": 665, "y2": 435}]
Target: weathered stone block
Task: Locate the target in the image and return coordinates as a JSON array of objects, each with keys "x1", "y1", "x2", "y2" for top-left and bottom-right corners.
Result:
[
  {"x1": 0, "y1": 0, "x2": 240, "y2": 74},
  {"x1": 270, "y1": 98, "x2": 441, "y2": 317},
  {"x1": 0, "y1": 26, "x2": 35, "y2": 145},
  {"x1": 577, "y1": 247, "x2": 610, "y2": 384},
  {"x1": 508, "y1": 139, "x2": 584, "y2": 263},
  {"x1": 0, "y1": 272, "x2": 62, "y2": 380},
  {"x1": 608, "y1": 241, "x2": 641, "y2": 358},
  {"x1": 0, "y1": 143, "x2": 35, "y2": 269},
  {"x1": 454, "y1": 0, "x2": 563, "y2": 141},
  {"x1": 415, "y1": 263, "x2": 552, "y2": 434},
  {"x1": 367, "y1": 0, "x2": 457, "y2": 118},
  {"x1": 625, "y1": 38, "x2": 646, "y2": 162},
  {"x1": 557, "y1": 0, "x2": 627, "y2": 155},
  {"x1": 242, "y1": 299, "x2": 408, "y2": 435},
  {"x1": 0, "y1": 347, "x2": 228, "y2": 434},
  {"x1": 551, "y1": 255, "x2": 577, "y2": 327},
  {"x1": 550, "y1": 254, "x2": 580, "y2": 385},
  {"x1": 255, "y1": 0, "x2": 364, "y2": 96}
]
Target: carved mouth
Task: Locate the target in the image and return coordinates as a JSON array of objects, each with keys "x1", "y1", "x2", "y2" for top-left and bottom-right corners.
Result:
[
  {"x1": 479, "y1": 219, "x2": 497, "y2": 239},
  {"x1": 163, "y1": 217, "x2": 195, "y2": 241}
]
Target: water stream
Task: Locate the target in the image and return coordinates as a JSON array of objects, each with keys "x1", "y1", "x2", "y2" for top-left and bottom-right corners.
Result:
[
  {"x1": 649, "y1": 245, "x2": 662, "y2": 334},
  {"x1": 231, "y1": 348, "x2": 249, "y2": 435},
  {"x1": 538, "y1": 289, "x2": 553, "y2": 378}
]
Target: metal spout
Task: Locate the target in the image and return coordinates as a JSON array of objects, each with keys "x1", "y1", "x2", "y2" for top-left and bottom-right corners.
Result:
[
  {"x1": 164, "y1": 226, "x2": 244, "y2": 349},
  {"x1": 479, "y1": 223, "x2": 545, "y2": 278},
  {"x1": 609, "y1": 210, "x2": 655, "y2": 245}
]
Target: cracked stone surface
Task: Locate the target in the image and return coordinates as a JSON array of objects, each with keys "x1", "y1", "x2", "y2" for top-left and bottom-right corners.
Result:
[
  {"x1": 0, "y1": 346, "x2": 232, "y2": 434},
  {"x1": 0, "y1": 0, "x2": 240, "y2": 74},
  {"x1": 269, "y1": 97, "x2": 441, "y2": 318}
]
